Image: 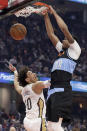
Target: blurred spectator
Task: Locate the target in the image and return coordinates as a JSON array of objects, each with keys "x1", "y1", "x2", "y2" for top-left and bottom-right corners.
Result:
[
  {"x1": 72, "y1": 123, "x2": 80, "y2": 131},
  {"x1": 0, "y1": 124, "x2": 2, "y2": 131},
  {"x1": 9, "y1": 126, "x2": 16, "y2": 131},
  {"x1": 9, "y1": 56, "x2": 17, "y2": 67},
  {"x1": 80, "y1": 120, "x2": 87, "y2": 131}
]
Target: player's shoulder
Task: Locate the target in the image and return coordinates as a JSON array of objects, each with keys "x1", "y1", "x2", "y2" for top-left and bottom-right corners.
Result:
[
  {"x1": 22, "y1": 84, "x2": 32, "y2": 92},
  {"x1": 69, "y1": 39, "x2": 80, "y2": 48},
  {"x1": 21, "y1": 84, "x2": 33, "y2": 96},
  {"x1": 69, "y1": 39, "x2": 81, "y2": 53},
  {"x1": 68, "y1": 39, "x2": 81, "y2": 60}
]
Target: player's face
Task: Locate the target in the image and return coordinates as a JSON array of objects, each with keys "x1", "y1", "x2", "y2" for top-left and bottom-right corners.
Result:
[
  {"x1": 26, "y1": 71, "x2": 38, "y2": 83},
  {"x1": 62, "y1": 39, "x2": 70, "y2": 49}
]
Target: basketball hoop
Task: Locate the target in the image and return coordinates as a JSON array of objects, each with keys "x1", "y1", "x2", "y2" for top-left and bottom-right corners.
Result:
[{"x1": 14, "y1": 2, "x2": 50, "y2": 17}]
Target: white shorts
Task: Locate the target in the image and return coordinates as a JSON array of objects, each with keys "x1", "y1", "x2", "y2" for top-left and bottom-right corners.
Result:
[{"x1": 23, "y1": 117, "x2": 42, "y2": 131}]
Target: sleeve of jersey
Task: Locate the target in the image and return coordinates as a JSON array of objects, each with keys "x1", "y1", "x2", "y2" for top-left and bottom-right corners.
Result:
[
  {"x1": 55, "y1": 41, "x2": 63, "y2": 53},
  {"x1": 68, "y1": 40, "x2": 81, "y2": 60}
]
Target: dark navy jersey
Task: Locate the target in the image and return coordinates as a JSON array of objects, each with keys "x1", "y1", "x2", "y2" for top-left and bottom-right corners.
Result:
[{"x1": 51, "y1": 50, "x2": 78, "y2": 88}]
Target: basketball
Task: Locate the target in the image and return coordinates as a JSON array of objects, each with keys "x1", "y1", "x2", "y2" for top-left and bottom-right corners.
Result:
[{"x1": 10, "y1": 23, "x2": 27, "y2": 40}]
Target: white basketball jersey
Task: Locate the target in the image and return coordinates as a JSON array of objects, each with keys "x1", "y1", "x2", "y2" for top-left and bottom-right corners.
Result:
[{"x1": 21, "y1": 84, "x2": 46, "y2": 119}]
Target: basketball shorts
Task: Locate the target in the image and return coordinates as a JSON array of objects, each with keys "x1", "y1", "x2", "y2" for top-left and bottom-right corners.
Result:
[
  {"x1": 24, "y1": 117, "x2": 47, "y2": 131},
  {"x1": 46, "y1": 86, "x2": 72, "y2": 126}
]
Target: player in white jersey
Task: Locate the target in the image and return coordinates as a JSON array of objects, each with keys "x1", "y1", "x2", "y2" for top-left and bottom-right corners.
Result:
[{"x1": 9, "y1": 64, "x2": 50, "y2": 131}]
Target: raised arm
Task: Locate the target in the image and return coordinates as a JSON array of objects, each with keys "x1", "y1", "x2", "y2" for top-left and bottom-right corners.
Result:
[
  {"x1": 49, "y1": 6, "x2": 74, "y2": 43},
  {"x1": 41, "y1": 10, "x2": 62, "y2": 52},
  {"x1": 9, "y1": 64, "x2": 23, "y2": 95},
  {"x1": 32, "y1": 80, "x2": 50, "y2": 93},
  {"x1": 44, "y1": 13, "x2": 59, "y2": 47}
]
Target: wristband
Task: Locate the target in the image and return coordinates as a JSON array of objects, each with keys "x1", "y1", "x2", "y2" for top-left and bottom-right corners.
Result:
[{"x1": 56, "y1": 41, "x2": 62, "y2": 52}]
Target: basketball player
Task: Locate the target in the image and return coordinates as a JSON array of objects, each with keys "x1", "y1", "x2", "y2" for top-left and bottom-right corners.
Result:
[
  {"x1": 41, "y1": 6, "x2": 81, "y2": 131},
  {"x1": 9, "y1": 64, "x2": 50, "y2": 131}
]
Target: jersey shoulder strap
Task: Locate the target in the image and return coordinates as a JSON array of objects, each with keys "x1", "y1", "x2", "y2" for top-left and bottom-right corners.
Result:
[{"x1": 21, "y1": 84, "x2": 32, "y2": 96}]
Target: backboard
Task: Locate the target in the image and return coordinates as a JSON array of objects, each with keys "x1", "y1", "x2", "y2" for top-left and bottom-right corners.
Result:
[{"x1": 0, "y1": 0, "x2": 37, "y2": 19}]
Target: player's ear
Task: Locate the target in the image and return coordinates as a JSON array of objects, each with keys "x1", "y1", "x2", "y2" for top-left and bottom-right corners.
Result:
[{"x1": 25, "y1": 77, "x2": 30, "y2": 83}]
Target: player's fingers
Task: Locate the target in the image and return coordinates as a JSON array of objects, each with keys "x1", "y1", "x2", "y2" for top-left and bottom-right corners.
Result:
[
  {"x1": 49, "y1": 5, "x2": 53, "y2": 10},
  {"x1": 14, "y1": 67, "x2": 16, "y2": 70},
  {"x1": 9, "y1": 64, "x2": 14, "y2": 70},
  {"x1": 42, "y1": 10, "x2": 48, "y2": 15},
  {"x1": 49, "y1": 5, "x2": 54, "y2": 14},
  {"x1": 9, "y1": 64, "x2": 12, "y2": 68},
  {"x1": 9, "y1": 63, "x2": 13, "y2": 67}
]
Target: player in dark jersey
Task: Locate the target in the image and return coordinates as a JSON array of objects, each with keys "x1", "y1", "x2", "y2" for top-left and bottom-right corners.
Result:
[{"x1": 41, "y1": 6, "x2": 81, "y2": 131}]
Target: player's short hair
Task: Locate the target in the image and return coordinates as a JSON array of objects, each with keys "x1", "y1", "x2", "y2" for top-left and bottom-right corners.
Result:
[{"x1": 18, "y1": 66, "x2": 29, "y2": 87}]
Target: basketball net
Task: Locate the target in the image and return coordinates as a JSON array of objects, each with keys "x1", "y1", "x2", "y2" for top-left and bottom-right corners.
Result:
[{"x1": 14, "y1": 2, "x2": 50, "y2": 17}]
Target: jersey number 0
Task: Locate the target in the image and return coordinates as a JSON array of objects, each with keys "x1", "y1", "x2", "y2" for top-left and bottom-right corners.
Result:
[
  {"x1": 25, "y1": 98, "x2": 32, "y2": 110},
  {"x1": 25, "y1": 97, "x2": 44, "y2": 116},
  {"x1": 25, "y1": 97, "x2": 46, "y2": 131}
]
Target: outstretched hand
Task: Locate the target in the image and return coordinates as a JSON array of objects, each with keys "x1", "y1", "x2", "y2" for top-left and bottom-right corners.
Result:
[
  {"x1": 40, "y1": 8, "x2": 48, "y2": 16},
  {"x1": 49, "y1": 6, "x2": 55, "y2": 14},
  {"x1": 40, "y1": 5, "x2": 55, "y2": 16},
  {"x1": 9, "y1": 64, "x2": 16, "y2": 72}
]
